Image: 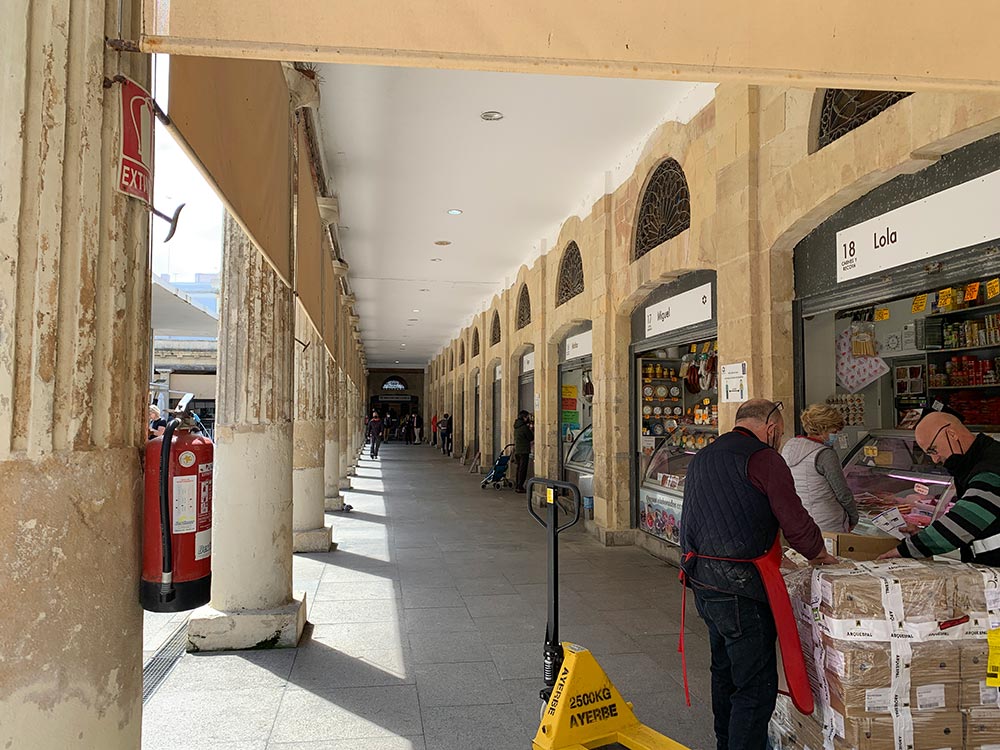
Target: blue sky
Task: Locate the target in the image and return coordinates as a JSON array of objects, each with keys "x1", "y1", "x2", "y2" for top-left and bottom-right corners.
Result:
[{"x1": 151, "y1": 55, "x2": 223, "y2": 282}]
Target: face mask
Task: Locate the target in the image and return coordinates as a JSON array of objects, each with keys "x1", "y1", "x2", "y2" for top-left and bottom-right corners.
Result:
[{"x1": 824, "y1": 434, "x2": 837, "y2": 447}]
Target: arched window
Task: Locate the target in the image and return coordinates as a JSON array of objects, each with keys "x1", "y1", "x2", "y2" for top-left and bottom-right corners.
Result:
[
  {"x1": 449, "y1": 351, "x2": 454, "y2": 372},
  {"x1": 472, "y1": 328, "x2": 480, "y2": 357},
  {"x1": 556, "y1": 242, "x2": 584, "y2": 306},
  {"x1": 516, "y1": 284, "x2": 531, "y2": 330},
  {"x1": 633, "y1": 158, "x2": 690, "y2": 261},
  {"x1": 815, "y1": 89, "x2": 912, "y2": 151},
  {"x1": 490, "y1": 310, "x2": 502, "y2": 346},
  {"x1": 382, "y1": 376, "x2": 408, "y2": 391},
  {"x1": 459, "y1": 340, "x2": 466, "y2": 365}
]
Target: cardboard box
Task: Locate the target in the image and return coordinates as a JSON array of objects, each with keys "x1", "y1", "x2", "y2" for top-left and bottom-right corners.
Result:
[
  {"x1": 823, "y1": 532, "x2": 899, "y2": 561},
  {"x1": 853, "y1": 711, "x2": 963, "y2": 750},
  {"x1": 829, "y1": 679, "x2": 959, "y2": 720},
  {"x1": 961, "y1": 678, "x2": 1000, "y2": 709},
  {"x1": 824, "y1": 638, "x2": 960, "y2": 687},
  {"x1": 965, "y1": 707, "x2": 1000, "y2": 746}
]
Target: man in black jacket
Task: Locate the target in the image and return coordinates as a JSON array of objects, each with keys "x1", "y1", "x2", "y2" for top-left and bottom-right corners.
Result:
[
  {"x1": 681, "y1": 398, "x2": 836, "y2": 750},
  {"x1": 439, "y1": 413, "x2": 452, "y2": 456},
  {"x1": 512, "y1": 410, "x2": 534, "y2": 493}
]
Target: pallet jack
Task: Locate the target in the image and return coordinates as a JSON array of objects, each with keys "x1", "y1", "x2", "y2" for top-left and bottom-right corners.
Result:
[{"x1": 526, "y1": 478, "x2": 689, "y2": 750}]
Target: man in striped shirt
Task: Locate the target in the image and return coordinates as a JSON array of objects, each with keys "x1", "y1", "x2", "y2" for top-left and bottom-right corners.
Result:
[{"x1": 880, "y1": 412, "x2": 1000, "y2": 564}]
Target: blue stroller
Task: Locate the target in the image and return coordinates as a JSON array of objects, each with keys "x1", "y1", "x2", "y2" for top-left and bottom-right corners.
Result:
[{"x1": 481, "y1": 444, "x2": 515, "y2": 490}]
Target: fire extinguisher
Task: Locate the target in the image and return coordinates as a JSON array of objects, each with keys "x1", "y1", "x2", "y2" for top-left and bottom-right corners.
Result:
[{"x1": 141, "y1": 393, "x2": 213, "y2": 612}]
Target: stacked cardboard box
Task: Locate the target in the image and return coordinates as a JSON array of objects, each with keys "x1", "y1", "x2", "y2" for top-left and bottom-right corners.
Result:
[{"x1": 769, "y1": 558, "x2": 999, "y2": 750}]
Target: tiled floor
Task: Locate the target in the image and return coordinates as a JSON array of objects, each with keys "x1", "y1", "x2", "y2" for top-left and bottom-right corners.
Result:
[{"x1": 142, "y1": 443, "x2": 717, "y2": 750}]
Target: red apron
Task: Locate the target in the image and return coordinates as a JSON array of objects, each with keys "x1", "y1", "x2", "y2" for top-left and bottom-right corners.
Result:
[{"x1": 678, "y1": 538, "x2": 814, "y2": 715}]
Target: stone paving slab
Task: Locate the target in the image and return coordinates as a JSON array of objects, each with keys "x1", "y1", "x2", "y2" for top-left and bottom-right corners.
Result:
[{"x1": 141, "y1": 443, "x2": 717, "y2": 750}]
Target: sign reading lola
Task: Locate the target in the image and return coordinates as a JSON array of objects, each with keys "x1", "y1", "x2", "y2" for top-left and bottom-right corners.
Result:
[
  {"x1": 644, "y1": 282, "x2": 713, "y2": 338},
  {"x1": 836, "y1": 167, "x2": 1000, "y2": 283}
]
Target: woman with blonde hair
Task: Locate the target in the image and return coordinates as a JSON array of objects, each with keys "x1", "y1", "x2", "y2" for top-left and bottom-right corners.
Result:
[{"x1": 781, "y1": 403, "x2": 859, "y2": 532}]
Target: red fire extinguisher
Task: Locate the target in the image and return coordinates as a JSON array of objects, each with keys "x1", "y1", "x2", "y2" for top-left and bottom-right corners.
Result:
[{"x1": 141, "y1": 393, "x2": 213, "y2": 612}]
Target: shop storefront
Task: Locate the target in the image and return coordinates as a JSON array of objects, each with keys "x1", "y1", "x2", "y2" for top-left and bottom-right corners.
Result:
[
  {"x1": 492, "y1": 363, "x2": 502, "y2": 457},
  {"x1": 519, "y1": 350, "x2": 535, "y2": 478},
  {"x1": 630, "y1": 271, "x2": 719, "y2": 547},
  {"x1": 793, "y1": 133, "x2": 1000, "y2": 534},
  {"x1": 473, "y1": 370, "x2": 480, "y2": 458},
  {"x1": 559, "y1": 324, "x2": 595, "y2": 503}
]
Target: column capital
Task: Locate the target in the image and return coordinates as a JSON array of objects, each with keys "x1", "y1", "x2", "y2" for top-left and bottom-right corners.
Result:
[
  {"x1": 317, "y1": 196, "x2": 340, "y2": 226},
  {"x1": 282, "y1": 63, "x2": 320, "y2": 110},
  {"x1": 341, "y1": 292, "x2": 356, "y2": 306},
  {"x1": 331, "y1": 259, "x2": 350, "y2": 277}
]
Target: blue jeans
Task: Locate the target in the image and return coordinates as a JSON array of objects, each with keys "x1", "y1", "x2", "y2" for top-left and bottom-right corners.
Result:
[{"x1": 693, "y1": 587, "x2": 778, "y2": 750}]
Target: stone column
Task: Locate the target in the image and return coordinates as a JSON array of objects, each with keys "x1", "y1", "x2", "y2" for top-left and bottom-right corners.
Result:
[
  {"x1": 187, "y1": 216, "x2": 305, "y2": 651},
  {"x1": 0, "y1": 0, "x2": 149, "y2": 745},
  {"x1": 291, "y1": 308, "x2": 333, "y2": 552},
  {"x1": 324, "y1": 355, "x2": 344, "y2": 509},
  {"x1": 338, "y1": 367, "x2": 353, "y2": 486}
]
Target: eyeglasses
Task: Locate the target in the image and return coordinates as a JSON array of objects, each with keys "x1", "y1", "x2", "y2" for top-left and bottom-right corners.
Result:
[
  {"x1": 765, "y1": 401, "x2": 784, "y2": 425},
  {"x1": 923, "y1": 424, "x2": 949, "y2": 457}
]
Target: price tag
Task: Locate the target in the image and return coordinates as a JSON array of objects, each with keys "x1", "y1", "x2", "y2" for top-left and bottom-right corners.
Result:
[
  {"x1": 911, "y1": 294, "x2": 928, "y2": 314},
  {"x1": 874, "y1": 307, "x2": 890, "y2": 322},
  {"x1": 966, "y1": 282, "x2": 982, "y2": 301},
  {"x1": 914, "y1": 483, "x2": 930, "y2": 496},
  {"x1": 989, "y1": 278, "x2": 1000, "y2": 300},
  {"x1": 938, "y1": 288, "x2": 954, "y2": 308},
  {"x1": 702, "y1": 341, "x2": 712, "y2": 353},
  {"x1": 864, "y1": 445, "x2": 879, "y2": 458}
]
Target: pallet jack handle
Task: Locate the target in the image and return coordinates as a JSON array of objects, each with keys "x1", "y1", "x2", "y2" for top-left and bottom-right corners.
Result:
[{"x1": 526, "y1": 478, "x2": 581, "y2": 704}]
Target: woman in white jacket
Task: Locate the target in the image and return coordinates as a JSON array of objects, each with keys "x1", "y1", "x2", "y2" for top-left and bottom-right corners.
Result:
[{"x1": 781, "y1": 404, "x2": 859, "y2": 532}]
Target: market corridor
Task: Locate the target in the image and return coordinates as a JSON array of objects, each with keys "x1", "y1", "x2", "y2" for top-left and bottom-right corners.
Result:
[{"x1": 142, "y1": 443, "x2": 716, "y2": 749}]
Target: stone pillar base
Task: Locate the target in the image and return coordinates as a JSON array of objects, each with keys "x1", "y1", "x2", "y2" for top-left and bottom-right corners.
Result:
[
  {"x1": 325, "y1": 495, "x2": 345, "y2": 511},
  {"x1": 293, "y1": 525, "x2": 336, "y2": 553},
  {"x1": 339, "y1": 476, "x2": 352, "y2": 489},
  {"x1": 187, "y1": 594, "x2": 307, "y2": 652}
]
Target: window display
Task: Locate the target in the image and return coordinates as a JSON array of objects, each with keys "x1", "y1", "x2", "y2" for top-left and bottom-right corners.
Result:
[{"x1": 636, "y1": 338, "x2": 718, "y2": 544}]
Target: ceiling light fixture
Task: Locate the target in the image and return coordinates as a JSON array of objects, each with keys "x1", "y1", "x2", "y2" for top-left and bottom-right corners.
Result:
[
  {"x1": 395, "y1": 360, "x2": 400, "y2": 364},
  {"x1": 412, "y1": 309, "x2": 420, "y2": 313},
  {"x1": 430, "y1": 258, "x2": 442, "y2": 262},
  {"x1": 480, "y1": 110, "x2": 504, "y2": 121},
  {"x1": 434, "y1": 240, "x2": 451, "y2": 246},
  {"x1": 419, "y1": 288, "x2": 430, "y2": 292},
  {"x1": 447, "y1": 209, "x2": 463, "y2": 216}
]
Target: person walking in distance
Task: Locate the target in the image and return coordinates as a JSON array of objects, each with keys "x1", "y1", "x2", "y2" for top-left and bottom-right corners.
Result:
[
  {"x1": 431, "y1": 413, "x2": 439, "y2": 447},
  {"x1": 512, "y1": 410, "x2": 534, "y2": 493},
  {"x1": 414, "y1": 412, "x2": 424, "y2": 444},
  {"x1": 680, "y1": 399, "x2": 837, "y2": 750},
  {"x1": 366, "y1": 410, "x2": 383, "y2": 459},
  {"x1": 439, "y1": 413, "x2": 453, "y2": 455}
]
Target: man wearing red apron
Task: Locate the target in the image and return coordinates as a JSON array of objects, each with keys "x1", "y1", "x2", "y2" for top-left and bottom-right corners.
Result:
[{"x1": 680, "y1": 399, "x2": 837, "y2": 750}]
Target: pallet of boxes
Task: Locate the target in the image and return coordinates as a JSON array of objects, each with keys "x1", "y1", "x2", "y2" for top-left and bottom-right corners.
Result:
[{"x1": 770, "y1": 543, "x2": 1000, "y2": 750}]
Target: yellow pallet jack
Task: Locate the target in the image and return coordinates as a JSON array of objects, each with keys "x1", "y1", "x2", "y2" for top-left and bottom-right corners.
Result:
[{"x1": 526, "y1": 478, "x2": 689, "y2": 750}]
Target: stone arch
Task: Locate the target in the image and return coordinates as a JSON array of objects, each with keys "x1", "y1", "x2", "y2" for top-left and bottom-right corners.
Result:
[
  {"x1": 633, "y1": 157, "x2": 691, "y2": 261},
  {"x1": 490, "y1": 310, "x2": 502, "y2": 346},
  {"x1": 515, "y1": 283, "x2": 531, "y2": 330},
  {"x1": 555, "y1": 242, "x2": 584, "y2": 306},
  {"x1": 810, "y1": 88, "x2": 912, "y2": 153}
]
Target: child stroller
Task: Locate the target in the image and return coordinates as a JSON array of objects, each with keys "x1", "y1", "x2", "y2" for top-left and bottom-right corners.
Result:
[{"x1": 481, "y1": 444, "x2": 515, "y2": 490}]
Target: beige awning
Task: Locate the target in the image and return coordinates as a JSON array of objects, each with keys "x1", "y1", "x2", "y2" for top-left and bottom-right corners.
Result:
[{"x1": 167, "y1": 55, "x2": 292, "y2": 285}]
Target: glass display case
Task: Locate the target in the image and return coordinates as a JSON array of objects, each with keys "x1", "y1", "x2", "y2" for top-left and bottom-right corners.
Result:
[
  {"x1": 636, "y1": 438, "x2": 703, "y2": 545},
  {"x1": 563, "y1": 424, "x2": 594, "y2": 501},
  {"x1": 841, "y1": 430, "x2": 955, "y2": 533}
]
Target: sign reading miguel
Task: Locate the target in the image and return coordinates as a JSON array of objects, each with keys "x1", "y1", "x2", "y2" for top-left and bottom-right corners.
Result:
[
  {"x1": 644, "y1": 282, "x2": 713, "y2": 338},
  {"x1": 836, "y1": 167, "x2": 1000, "y2": 283},
  {"x1": 117, "y1": 76, "x2": 154, "y2": 203}
]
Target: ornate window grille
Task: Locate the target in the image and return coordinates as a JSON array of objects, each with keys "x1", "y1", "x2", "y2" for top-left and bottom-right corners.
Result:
[
  {"x1": 459, "y1": 341, "x2": 465, "y2": 365},
  {"x1": 472, "y1": 328, "x2": 480, "y2": 357},
  {"x1": 816, "y1": 89, "x2": 912, "y2": 151},
  {"x1": 382, "y1": 377, "x2": 407, "y2": 391},
  {"x1": 633, "y1": 158, "x2": 691, "y2": 261},
  {"x1": 516, "y1": 284, "x2": 531, "y2": 330},
  {"x1": 556, "y1": 242, "x2": 585, "y2": 306},
  {"x1": 490, "y1": 311, "x2": 501, "y2": 346}
]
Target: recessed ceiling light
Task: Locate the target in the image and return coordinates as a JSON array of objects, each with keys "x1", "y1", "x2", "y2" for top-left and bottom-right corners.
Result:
[
  {"x1": 447, "y1": 209, "x2": 463, "y2": 216},
  {"x1": 419, "y1": 288, "x2": 430, "y2": 292},
  {"x1": 412, "y1": 309, "x2": 420, "y2": 313},
  {"x1": 408, "y1": 318, "x2": 419, "y2": 322},
  {"x1": 430, "y1": 258, "x2": 442, "y2": 262},
  {"x1": 434, "y1": 240, "x2": 451, "y2": 246},
  {"x1": 395, "y1": 360, "x2": 400, "y2": 364},
  {"x1": 480, "y1": 110, "x2": 504, "y2": 121}
]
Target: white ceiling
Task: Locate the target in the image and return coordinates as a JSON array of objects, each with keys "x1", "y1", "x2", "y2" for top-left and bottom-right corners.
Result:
[{"x1": 317, "y1": 65, "x2": 715, "y2": 369}]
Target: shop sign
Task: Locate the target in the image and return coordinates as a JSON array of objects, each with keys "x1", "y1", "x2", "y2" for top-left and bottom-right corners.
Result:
[
  {"x1": 643, "y1": 283, "x2": 713, "y2": 339},
  {"x1": 989, "y1": 278, "x2": 1000, "y2": 299},
  {"x1": 117, "y1": 76, "x2": 154, "y2": 203},
  {"x1": 720, "y1": 362, "x2": 749, "y2": 403},
  {"x1": 521, "y1": 351, "x2": 535, "y2": 373},
  {"x1": 835, "y1": 167, "x2": 1000, "y2": 283},
  {"x1": 638, "y1": 488, "x2": 683, "y2": 545},
  {"x1": 565, "y1": 330, "x2": 593, "y2": 360},
  {"x1": 378, "y1": 394, "x2": 413, "y2": 402},
  {"x1": 562, "y1": 385, "x2": 578, "y2": 399}
]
